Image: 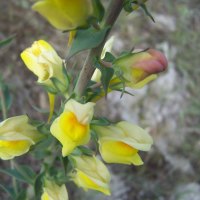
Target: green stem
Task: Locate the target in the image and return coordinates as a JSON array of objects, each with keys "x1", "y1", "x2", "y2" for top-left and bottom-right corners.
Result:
[
  {"x1": 0, "y1": 88, "x2": 7, "y2": 119},
  {"x1": 10, "y1": 160, "x2": 18, "y2": 195},
  {"x1": 0, "y1": 88, "x2": 18, "y2": 195},
  {"x1": 74, "y1": 0, "x2": 124, "y2": 98}
]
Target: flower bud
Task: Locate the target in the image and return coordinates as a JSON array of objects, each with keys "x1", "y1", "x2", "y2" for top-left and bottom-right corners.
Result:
[
  {"x1": 114, "y1": 49, "x2": 168, "y2": 88},
  {"x1": 32, "y1": 0, "x2": 100, "y2": 31},
  {"x1": 21, "y1": 40, "x2": 68, "y2": 93},
  {"x1": 41, "y1": 180, "x2": 68, "y2": 200},
  {"x1": 71, "y1": 155, "x2": 111, "y2": 195},
  {"x1": 93, "y1": 121, "x2": 153, "y2": 165},
  {"x1": 50, "y1": 99, "x2": 95, "y2": 156},
  {"x1": 0, "y1": 115, "x2": 43, "y2": 160}
]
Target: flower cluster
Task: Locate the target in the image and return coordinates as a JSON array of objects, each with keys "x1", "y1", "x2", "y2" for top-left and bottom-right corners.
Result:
[{"x1": 0, "y1": 0, "x2": 168, "y2": 199}]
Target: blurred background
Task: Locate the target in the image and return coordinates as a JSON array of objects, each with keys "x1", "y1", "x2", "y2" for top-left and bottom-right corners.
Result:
[{"x1": 0, "y1": 0, "x2": 200, "y2": 199}]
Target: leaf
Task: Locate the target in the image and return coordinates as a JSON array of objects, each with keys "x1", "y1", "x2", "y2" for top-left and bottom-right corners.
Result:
[
  {"x1": 0, "y1": 165, "x2": 36, "y2": 185},
  {"x1": 0, "y1": 183, "x2": 15, "y2": 198},
  {"x1": 103, "y1": 52, "x2": 116, "y2": 62},
  {"x1": 78, "y1": 146, "x2": 94, "y2": 156},
  {"x1": 0, "y1": 35, "x2": 15, "y2": 48},
  {"x1": 50, "y1": 77, "x2": 68, "y2": 93},
  {"x1": 92, "y1": 0, "x2": 105, "y2": 22},
  {"x1": 0, "y1": 82, "x2": 12, "y2": 111},
  {"x1": 31, "y1": 104, "x2": 49, "y2": 114},
  {"x1": 34, "y1": 173, "x2": 45, "y2": 200},
  {"x1": 68, "y1": 26, "x2": 110, "y2": 57},
  {"x1": 15, "y1": 190, "x2": 26, "y2": 200},
  {"x1": 95, "y1": 59, "x2": 114, "y2": 95},
  {"x1": 140, "y1": 3, "x2": 155, "y2": 22},
  {"x1": 91, "y1": 117, "x2": 111, "y2": 126},
  {"x1": 37, "y1": 83, "x2": 57, "y2": 94},
  {"x1": 62, "y1": 156, "x2": 75, "y2": 174}
]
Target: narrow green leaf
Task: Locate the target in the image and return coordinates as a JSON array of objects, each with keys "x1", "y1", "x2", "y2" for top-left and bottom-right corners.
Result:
[
  {"x1": 0, "y1": 82, "x2": 12, "y2": 111},
  {"x1": 62, "y1": 156, "x2": 75, "y2": 174},
  {"x1": 34, "y1": 173, "x2": 44, "y2": 200},
  {"x1": 140, "y1": 3, "x2": 155, "y2": 22},
  {"x1": 91, "y1": 118, "x2": 111, "y2": 126},
  {"x1": 14, "y1": 165, "x2": 36, "y2": 185},
  {"x1": 31, "y1": 104, "x2": 49, "y2": 114},
  {"x1": 15, "y1": 190, "x2": 26, "y2": 200},
  {"x1": 50, "y1": 77, "x2": 68, "y2": 93},
  {"x1": 95, "y1": 60, "x2": 114, "y2": 95},
  {"x1": 78, "y1": 146, "x2": 94, "y2": 156},
  {"x1": 0, "y1": 35, "x2": 15, "y2": 48},
  {"x1": 0, "y1": 166, "x2": 35, "y2": 185},
  {"x1": 103, "y1": 52, "x2": 116, "y2": 62},
  {"x1": 92, "y1": 0, "x2": 105, "y2": 22},
  {"x1": 0, "y1": 183, "x2": 15, "y2": 198},
  {"x1": 68, "y1": 26, "x2": 110, "y2": 57}
]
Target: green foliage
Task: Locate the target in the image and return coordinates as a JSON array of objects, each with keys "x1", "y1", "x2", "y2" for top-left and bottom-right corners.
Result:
[
  {"x1": 0, "y1": 79, "x2": 12, "y2": 112},
  {"x1": 0, "y1": 165, "x2": 36, "y2": 185},
  {"x1": 91, "y1": 117, "x2": 111, "y2": 126},
  {"x1": 68, "y1": 26, "x2": 110, "y2": 57},
  {"x1": 34, "y1": 173, "x2": 45, "y2": 200},
  {"x1": 91, "y1": 0, "x2": 105, "y2": 22},
  {"x1": 123, "y1": 0, "x2": 154, "y2": 22},
  {"x1": 95, "y1": 58, "x2": 114, "y2": 95},
  {"x1": 0, "y1": 183, "x2": 15, "y2": 199},
  {"x1": 0, "y1": 35, "x2": 15, "y2": 48}
]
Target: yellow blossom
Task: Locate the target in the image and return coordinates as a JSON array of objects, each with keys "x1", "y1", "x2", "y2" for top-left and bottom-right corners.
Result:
[
  {"x1": 93, "y1": 121, "x2": 153, "y2": 165},
  {"x1": 71, "y1": 155, "x2": 111, "y2": 195},
  {"x1": 0, "y1": 115, "x2": 43, "y2": 160},
  {"x1": 21, "y1": 40, "x2": 67, "y2": 93},
  {"x1": 32, "y1": 0, "x2": 97, "y2": 31},
  {"x1": 50, "y1": 99, "x2": 95, "y2": 156},
  {"x1": 41, "y1": 180, "x2": 68, "y2": 200}
]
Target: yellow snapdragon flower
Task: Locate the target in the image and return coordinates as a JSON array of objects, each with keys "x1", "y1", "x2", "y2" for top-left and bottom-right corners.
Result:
[
  {"x1": 50, "y1": 99, "x2": 95, "y2": 156},
  {"x1": 32, "y1": 0, "x2": 96, "y2": 31},
  {"x1": 93, "y1": 121, "x2": 153, "y2": 165},
  {"x1": 41, "y1": 180, "x2": 68, "y2": 200},
  {"x1": 0, "y1": 115, "x2": 43, "y2": 160},
  {"x1": 72, "y1": 155, "x2": 111, "y2": 195},
  {"x1": 21, "y1": 40, "x2": 67, "y2": 93}
]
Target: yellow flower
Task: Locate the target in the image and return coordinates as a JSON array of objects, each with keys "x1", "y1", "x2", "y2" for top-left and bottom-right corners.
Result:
[
  {"x1": 32, "y1": 0, "x2": 97, "y2": 31},
  {"x1": 41, "y1": 180, "x2": 68, "y2": 200},
  {"x1": 0, "y1": 115, "x2": 43, "y2": 160},
  {"x1": 71, "y1": 155, "x2": 111, "y2": 195},
  {"x1": 114, "y1": 49, "x2": 168, "y2": 89},
  {"x1": 21, "y1": 40, "x2": 67, "y2": 93},
  {"x1": 50, "y1": 99, "x2": 95, "y2": 156},
  {"x1": 93, "y1": 121, "x2": 153, "y2": 165}
]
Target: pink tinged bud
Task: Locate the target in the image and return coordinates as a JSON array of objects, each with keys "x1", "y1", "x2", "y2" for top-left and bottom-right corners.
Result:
[
  {"x1": 114, "y1": 49, "x2": 168, "y2": 88},
  {"x1": 140, "y1": 49, "x2": 168, "y2": 74}
]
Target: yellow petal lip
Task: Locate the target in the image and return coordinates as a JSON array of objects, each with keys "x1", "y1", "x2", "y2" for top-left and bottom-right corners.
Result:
[
  {"x1": 64, "y1": 99, "x2": 95, "y2": 125},
  {"x1": 0, "y1": 115, "x2": 43, "y2": 160},
  {"x1": 50, "y1": 99, "x2": 95, "y2": 157},
  {"x1": 32, "y1": 0, "x2": 94, "y2": 31},
  {"x1": 41, "y1": 180, "x2": 69, "y2": 200},
  {"x1": 99, "y1": 140, "x2": 144, "y2": 165},
  {"x1": 93, "y1": 121, "x2": 153, "y2": 165},
  {"x1": 21, "y1": 39, "x2": 67, "y2": 92},
  {"x1": 72, "y1": 155, "x2": 111, "y2": 195}
]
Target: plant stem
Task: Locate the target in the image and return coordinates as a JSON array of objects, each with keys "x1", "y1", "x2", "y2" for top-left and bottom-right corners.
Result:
[
  {"x1": 74, "y1": 0, "x2": 124, "y2": 98},
  {"x1": 10, "y1": 160, "x2": 18, "y2": 195},
  {"x1": 0, "y1": 88, "x2": 18, "y2": 195},
  {"x1": 0, "y1": 88, "x2": 7, "y2": 119}
]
